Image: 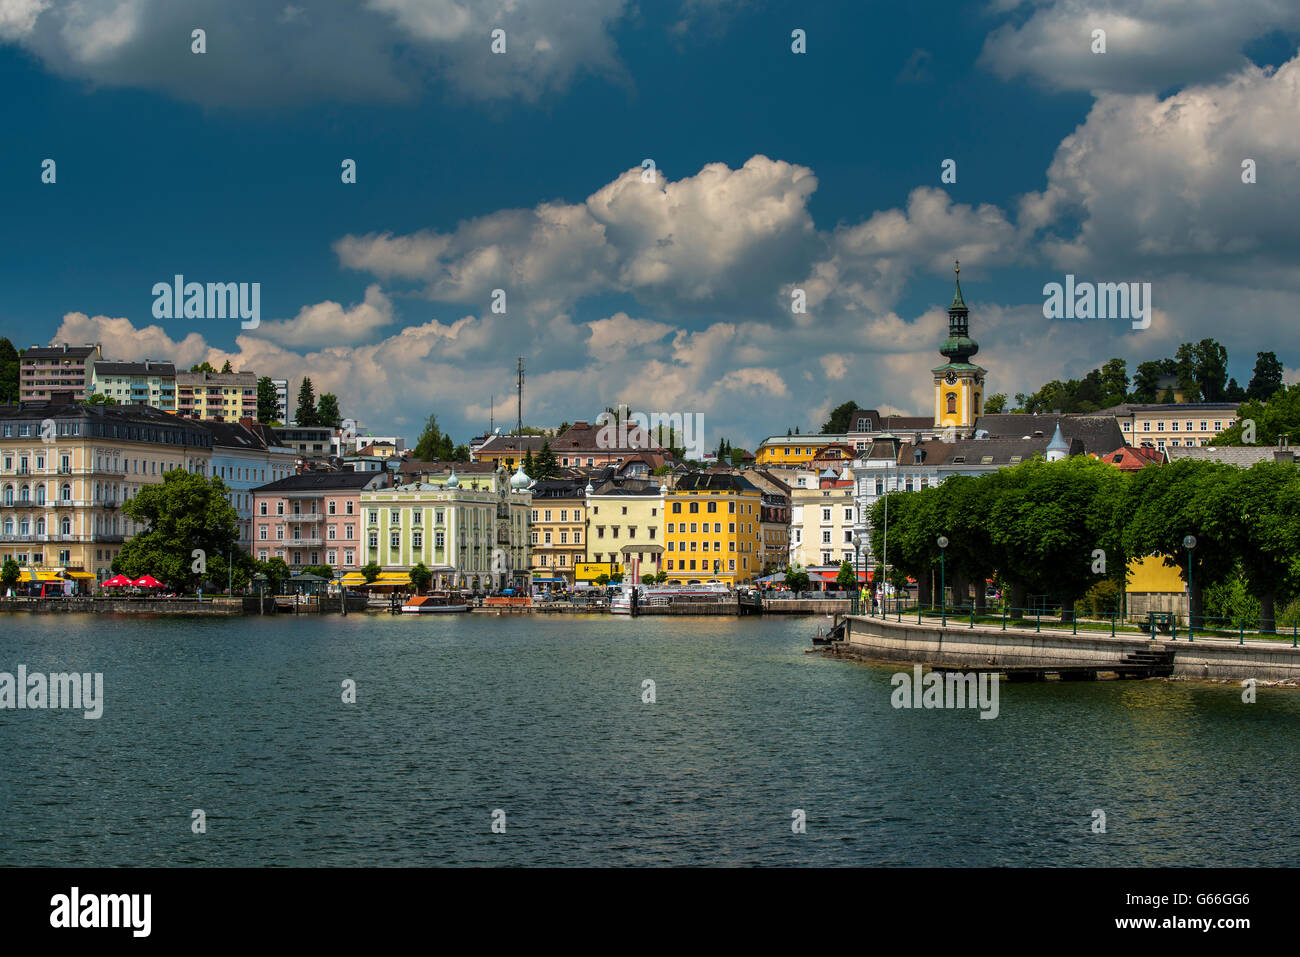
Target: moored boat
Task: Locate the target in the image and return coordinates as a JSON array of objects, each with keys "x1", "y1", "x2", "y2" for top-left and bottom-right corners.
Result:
[
  {"x1": 401, "y1": 591, "x2": 470, "y2": 613},
  {"x1": 610, "y1": 581, "x2": 732, "y2": 614}
]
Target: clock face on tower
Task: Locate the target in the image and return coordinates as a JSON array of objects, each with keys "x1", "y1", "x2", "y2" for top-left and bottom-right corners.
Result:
[{"x1": 944, "y1": 371, "x2": 957, "y2": 385}]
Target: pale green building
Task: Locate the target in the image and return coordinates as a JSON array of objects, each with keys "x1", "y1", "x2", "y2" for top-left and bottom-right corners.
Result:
[{"x1": 360, "y1": 466, "x2": 533, "y2": 592}]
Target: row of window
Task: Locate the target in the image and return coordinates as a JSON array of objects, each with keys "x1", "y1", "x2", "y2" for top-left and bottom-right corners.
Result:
[
  {"x1": 258, "y1": 524, "x2": 356, "y2": 541},
  {"x1": 531, "y1": 508, "x2": 585, "y2": 522},
  {"x1": 255, "y1": 549, "x2": 354, "y2": 567},
  {"x1": 669, "y1": 500, "x2": 753, "y2": 514},
  {"x1": 2, "y1": 517, "x2": 75, "y2": 535},
  {"x1": 1123, "y1": 420, "x2": 1225, "y2": 432},
  {"x1": 3, "y1": 483, "x2": 76, "y2": 504},
  {"x1": 667, "y1": 540, "x2": 753, "y2": 553},
  {"x1": 666, "y1": 558, "x2": 745, "y2": 572},
  {"x1": 666, "y1": 522, "x2": 755, "y2": 535},
  {"x1": 532, "y1": 530, "x2": 583, "y2": 544},
  {"x1": 259, "y1": 500, "x2": 356, "y2": 516}
]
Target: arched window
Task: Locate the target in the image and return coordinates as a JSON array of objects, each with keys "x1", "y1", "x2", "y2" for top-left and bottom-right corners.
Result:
[
  {"x1": 35, "y1": 484, "x2": 45, "y2": 505},
  {"x1": 2, "y1": 519, "x2": 11, "y2": 535},
  {"x1": 18, "y1": 485, "x2": 28, "y2": 503},
  {"x1": 2, "y1": 485, "x2": 12, "y2": 506},
  {"x1": 36, "y1": 518, "x2": 46, "y2": 535},
  {"x1": 946, "y1": 393, "x2": 957, "y2": 414},
  {"x1": 61, "y1": 517, "x2": 72, "y2": 535},
  {"x1": 61, "y1": 483, "x2": 72, "y2": 502}
]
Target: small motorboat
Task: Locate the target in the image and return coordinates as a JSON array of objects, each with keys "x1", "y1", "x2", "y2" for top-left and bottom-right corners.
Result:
[{"x1": 401, "y1": 591, "x2": 470, "y2": 613}]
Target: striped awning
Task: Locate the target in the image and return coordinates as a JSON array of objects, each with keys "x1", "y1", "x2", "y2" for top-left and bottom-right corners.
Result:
[{"x1": 17, "y1": 571, "x2": 62, "y2": 583}]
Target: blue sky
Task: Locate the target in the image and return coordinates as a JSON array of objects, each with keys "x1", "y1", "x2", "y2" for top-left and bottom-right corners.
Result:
[{"x1": 2, "y1": 0, "x2": 1298, "y2": 448}]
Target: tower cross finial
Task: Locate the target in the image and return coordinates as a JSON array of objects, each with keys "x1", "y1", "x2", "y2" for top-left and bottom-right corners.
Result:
[{"x1": 954, "y1": 259, "x2": 960, "y2": 276}]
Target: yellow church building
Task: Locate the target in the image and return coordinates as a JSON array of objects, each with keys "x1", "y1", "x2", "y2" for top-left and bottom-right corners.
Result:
[{"x1": 933, "y1": 262, "x2": 987, "y2": 432}]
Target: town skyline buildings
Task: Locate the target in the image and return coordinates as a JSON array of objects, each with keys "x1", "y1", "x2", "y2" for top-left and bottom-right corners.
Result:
[{"x1": 3, "y1": 2, "x2": 1298, "y2": 452}]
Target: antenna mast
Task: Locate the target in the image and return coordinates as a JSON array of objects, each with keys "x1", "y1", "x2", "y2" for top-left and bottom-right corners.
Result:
[{"x1": 516, "y1": 357, "x2": 525, "y2": 436}]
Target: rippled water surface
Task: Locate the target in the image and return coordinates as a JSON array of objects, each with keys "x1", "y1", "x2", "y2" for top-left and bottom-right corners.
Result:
[{"x1": 1, "y1": 612, "x2": 1297, "y2": 866}]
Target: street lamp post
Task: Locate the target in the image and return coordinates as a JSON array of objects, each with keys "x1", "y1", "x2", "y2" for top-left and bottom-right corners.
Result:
[
  {"x1": 1184, "y1": 534, "x2": 1197, "y2": 640},
  {"x1": 851, "y1": 533, "x2": 861, "y2": 614},
  {"x1": 937, "y1": 536, "x2": 949, "y2": 627}
]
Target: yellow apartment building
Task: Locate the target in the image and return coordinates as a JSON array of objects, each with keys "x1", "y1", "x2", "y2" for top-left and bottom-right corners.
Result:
[{"x1": 663, "y1": 473, "x2": 763, "y2": 584}]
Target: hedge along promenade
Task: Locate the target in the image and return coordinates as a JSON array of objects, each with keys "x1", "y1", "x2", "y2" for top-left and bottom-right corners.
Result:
[{"x1": 869, "y1": 456, "x2": 1300, "y2": 631}]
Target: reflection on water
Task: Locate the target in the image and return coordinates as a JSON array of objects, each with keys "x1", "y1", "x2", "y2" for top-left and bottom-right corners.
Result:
[{"x1": 0, "y1": 613, "x2": 1297, "y2": 866}]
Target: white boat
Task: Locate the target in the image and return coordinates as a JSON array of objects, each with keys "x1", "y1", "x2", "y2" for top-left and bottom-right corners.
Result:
[
  {"x1": 401, "y1": 592, "x2": 470, "y2": 613},
  {"x1": 610, "y1": 581, "x2": 732, "y2": 614}
]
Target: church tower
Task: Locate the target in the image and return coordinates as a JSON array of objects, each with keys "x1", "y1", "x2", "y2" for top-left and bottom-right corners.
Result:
[{"x1": 933, "y1": 261, "x2": 987, "y2": 433}]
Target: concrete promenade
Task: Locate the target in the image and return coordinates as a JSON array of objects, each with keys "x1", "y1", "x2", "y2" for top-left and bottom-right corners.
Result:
[{"x1": 839, "y1": 613, "x2": 1300, "y2": 681}]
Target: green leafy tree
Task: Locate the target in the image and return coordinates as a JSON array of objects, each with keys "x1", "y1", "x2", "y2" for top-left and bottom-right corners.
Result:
[
  {"x1": 207, "y1": 549, "x2": 256, "y2": 592},
  {"x1": 983, "y1": 393, "x2": 1007, "y2": 414},
  {"x1": 1202, "y1": 571, "x2": 1261, "y2": 630},
  {"x1": 1122, "y1": 459, "x2": 1241, "y2": 625},
  {"x1": 1, "y1": 556, "x2": 20, "y2": 590},
  {"x1": 452, "y1": 444, "x2": 470, "y2": 461},
  {"x1": 361, "y1": 562, "x2": 382, "y2": 583},
  {"x1": 190, "y1": 361, "x2": 217, "y2": 373},
  {"x1": 1098, "y1": 357, "x2": 1129, "y2": 400},
  {"x1": 112, "y1": 471, "x2": 241, "y2": 591},
  {"x1": 316, "y1": 393, "x2": 342, "y2": 429},
  {"x1": 1231, "y1": 462, "x2": 1300, "y2": 631},
  {"x1": 835, "y1": 560, "x2": 856, "y2": 589},
  {"x1": 532, "y1": 441, "x2": 560, "y2": 480},
  {"x1": 784, "y1": 564, "x2": 811, "y2": 592},
  {"x1": 0, "y1": 338, "x2": 20, "y2": 404},
  {"x1": 409, "y1": 562, "x2": 432, "y2": 593},
  {"x1": 1211, "y1": 382, "x2": 1300, "y2": 446},
  {"x1": 295, "y1": 378, "x2": 319, "y2": 427},
  {"x1": 594, "y1": 573, "x2": 610, "y2": 587},
  {"x1": 1186, "y1": 339, "x2": 1230, "y2": 401},
  {"x1": 1131, "y1": 359, "x2": 1176, "y2": 403},
  {"x1": 256, "y1": 376, "x2": 278, "y2": 423},
  {"x1": 255, "y1": 557, "x2": 291, "y2": 592},
  {"x1": 988, "y1": 457, "x2": 1128, "y2": 619},
  {"x1": 85, "y1": 393, "x2": 119, "y2": 405},
  {"x1": 302, "y1": 563, "x2": 334, "y2": 580},
  {"x1": 413, "y1": 414, "x2": 456, "y2": 460},
  {"x1": 1246, "y1": 351, "x2": 1285, "y2": 402},
  {"x1": 522, "y1": 449, "x2": 535, "y2": 475},
  {"x1": 220, "y1": 359, "x2": 233, "y2": 374}
]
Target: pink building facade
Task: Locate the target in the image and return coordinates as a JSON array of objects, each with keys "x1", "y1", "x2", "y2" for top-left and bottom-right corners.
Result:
[{"x1": 250, "y1": 471, "x2": 389, "y2": 572}]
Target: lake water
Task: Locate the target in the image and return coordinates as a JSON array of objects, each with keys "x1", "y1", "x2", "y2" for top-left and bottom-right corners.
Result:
[{"x1": 1, "y1": 612, "x2": 1297, "y2": 866}]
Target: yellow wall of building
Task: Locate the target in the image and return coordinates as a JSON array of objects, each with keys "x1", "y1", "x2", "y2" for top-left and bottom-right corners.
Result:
[
  {"x1": 934, "y1": 375, "x2": 981, "y2": 429},
  {"x1": 586, "y1": 494, "x2": 664, "y2": 575},
  {"x1": 664, "y1": 487, "x2": 762, "y2": 584},
  {"x1": 1127, "y1": 554, "x2": 1186, "y2": 593},
  {"x1": 756, "y1": 440, "x2": 833, "y2": 467}
]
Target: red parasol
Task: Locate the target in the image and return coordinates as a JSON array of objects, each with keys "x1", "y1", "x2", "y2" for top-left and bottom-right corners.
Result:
[
  {"x1": 101, "y1": 574, "x2": 132, "y2": 587},
  {"x1": 131, "y1": 575, "x2": 165, "y2": 588}
]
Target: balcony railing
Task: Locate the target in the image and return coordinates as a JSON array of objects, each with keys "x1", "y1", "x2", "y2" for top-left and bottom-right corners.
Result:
[{"x1": 0, "y1": 533, "x2": 122, "y2": 544}]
